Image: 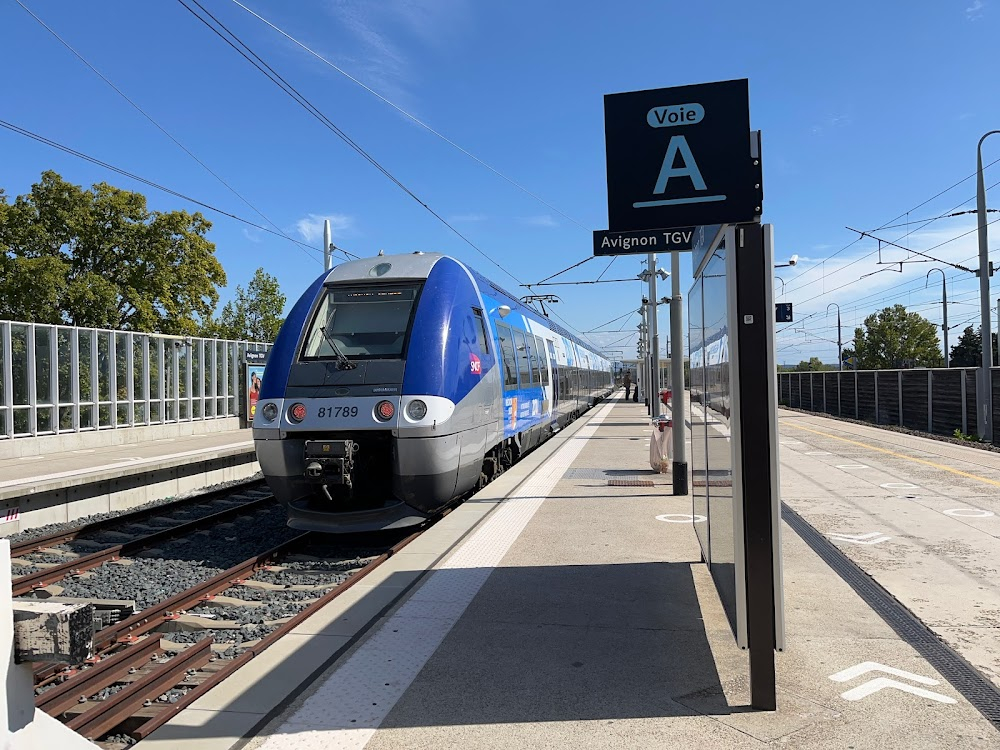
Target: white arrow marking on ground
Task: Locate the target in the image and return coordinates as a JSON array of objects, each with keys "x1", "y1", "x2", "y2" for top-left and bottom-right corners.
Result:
[
  {"x1": 839, "y1": 678, "x2": 956, "y2": 704},
  {"x1": 828, "y1": 532, "x2": 891, "y2": 545},
  {"x1": 655, "y1": 514, "x2": 706, "y2": 523},
  {"x1": 829, "y1": 661, "x2": 939, "y2": 684}
]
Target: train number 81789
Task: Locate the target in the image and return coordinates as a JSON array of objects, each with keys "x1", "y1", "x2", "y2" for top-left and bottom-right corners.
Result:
[{"x1": 317, "y1": 406, "x2": 359, "y2": 418}]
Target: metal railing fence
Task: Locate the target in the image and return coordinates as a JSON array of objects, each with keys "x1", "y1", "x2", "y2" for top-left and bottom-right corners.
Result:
[
  {"x1": 0, "y1": 320, "x2": 270, "y2": 439},
  {"x1": 776, "y1": 367, "x2": 1000, "y2": 441}
]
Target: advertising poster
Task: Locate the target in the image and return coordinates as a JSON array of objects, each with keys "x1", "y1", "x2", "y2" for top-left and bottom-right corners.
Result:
[{"x1": 246, "y1": 364, "x2": 265, "y2": 420}]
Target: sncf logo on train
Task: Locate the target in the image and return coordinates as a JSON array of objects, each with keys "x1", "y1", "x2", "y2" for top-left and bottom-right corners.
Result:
[{"x1": 470, "y1": 353, "x2": 482, "y2": 375}]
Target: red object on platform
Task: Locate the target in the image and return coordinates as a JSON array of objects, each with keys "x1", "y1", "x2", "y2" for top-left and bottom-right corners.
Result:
[{"x1": 659, "y1": 389, "x2": 671, "y2": 405}]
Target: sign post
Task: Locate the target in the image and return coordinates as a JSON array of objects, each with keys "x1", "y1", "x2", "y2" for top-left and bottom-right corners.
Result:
[{"x1": 597, "y1": 78, "x2": 782, "y2": 711}]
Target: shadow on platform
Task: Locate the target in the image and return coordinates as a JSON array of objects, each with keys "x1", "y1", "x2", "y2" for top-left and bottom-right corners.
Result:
[{"x1": 149, "y1": 560, "x2": 743, "y2": 746}]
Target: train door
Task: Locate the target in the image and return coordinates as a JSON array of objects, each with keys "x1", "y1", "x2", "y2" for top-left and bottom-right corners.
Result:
[{"x1": 546, "y1": 339, "x2": 558, "y2": 410}]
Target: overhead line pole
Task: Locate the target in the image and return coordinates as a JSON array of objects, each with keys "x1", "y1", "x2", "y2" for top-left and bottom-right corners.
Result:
[
  {"x1": 926, "y1": 269, "x2": 948, "y2": 366},
  {"x1": 977, "y1": 131, "x2": 1000, "y2": 442},
  {"x1": 648, "y1": 253, "x2": 660, "y2": 417}
]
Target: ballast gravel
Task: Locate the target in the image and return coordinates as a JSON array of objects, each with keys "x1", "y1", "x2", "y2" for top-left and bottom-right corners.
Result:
[
  {"x1": 55, "y1": 506, "x2": 300, "y2": 609},
  {"x1": 2, "y1": 474, "x2": 264, "y2": 545}
]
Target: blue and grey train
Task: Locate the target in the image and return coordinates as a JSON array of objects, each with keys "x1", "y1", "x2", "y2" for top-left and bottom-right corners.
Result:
[{"x1": 253, "y1": 252, "x2": 613, "y2": 532}]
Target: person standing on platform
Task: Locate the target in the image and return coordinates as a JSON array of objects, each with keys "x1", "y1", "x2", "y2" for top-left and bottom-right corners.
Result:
[{"x1": 623, "y1": 369, "x2": 632, "y2": 400}]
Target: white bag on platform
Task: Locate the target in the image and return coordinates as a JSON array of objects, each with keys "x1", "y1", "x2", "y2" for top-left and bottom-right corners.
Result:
[{"x1": 649, "y1": 418, "x2": 673, "y2": 473}]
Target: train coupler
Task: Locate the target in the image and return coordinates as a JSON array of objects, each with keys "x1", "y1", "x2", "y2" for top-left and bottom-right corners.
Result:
[{"x1": 304, "y1": 439, "x2": 357, "y2": 490}]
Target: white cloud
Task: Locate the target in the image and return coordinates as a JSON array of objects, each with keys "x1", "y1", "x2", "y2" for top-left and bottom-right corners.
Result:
[
  {"x1": 811, "y1": 113, "x2": 853, "y2": 136},
  {"x1": 294, "y1": 213, "x2": 354, "y2": 243},
  {"x1": 324, "y1": 0, "x2": 472, "y2": 96},
  {"x1": 521, "y1": 214, "x2": 559, "y2": 228},
  {"x1": 242, "y1": 227, "x2": 263, "y2": 243},
  {"x1": 448, "y1": 212, "x2": 487, "y2": 223},
  {"x1": 967, "y1": 0, "x2": 985, "y2": 19}
]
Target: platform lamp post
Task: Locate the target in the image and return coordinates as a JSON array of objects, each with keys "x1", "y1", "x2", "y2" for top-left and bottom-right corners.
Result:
[
  {"x1": 826, "y1": 303, "x2": 843, "y2": 371},
  {"x1": 775, "y1": 277, "x2": 785, "y2": 299},
  {"x1": 639, "y1": 262, "x2": 670, "y2": 417},
  {"x1": 670, "y1": 250, "x2": 687, "y2": 496},
  {"x1": 977, "y1": 132, "x2": 1000, "y2": 441},
  {"x1": 926, "y1": 269, "x2": 949, "y2": 367}
]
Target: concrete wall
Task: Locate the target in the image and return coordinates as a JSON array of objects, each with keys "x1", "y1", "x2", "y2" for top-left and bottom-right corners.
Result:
[
  {"x1": 0, "y1": 451, "x2": 260, "y2": 535},
  {"x1": 0, "y1": 418, "x2": 244, "y2": 460},
  {"x1": 2, "y1": 540, "x2": 98, "y2": 748}
]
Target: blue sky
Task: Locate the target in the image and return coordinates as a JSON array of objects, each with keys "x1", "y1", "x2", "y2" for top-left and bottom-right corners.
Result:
[{"x1": 2, "y1": 0, "x2": 999, "y2": 364}]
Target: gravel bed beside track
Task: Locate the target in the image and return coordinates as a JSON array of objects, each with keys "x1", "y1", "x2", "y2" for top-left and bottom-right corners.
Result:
[
  {"x1": 1, "y1": 474, "x2": 264, "y2": 545},
  {"x1": 50, "y1": 506, "x2": 299, "y2": 609}
]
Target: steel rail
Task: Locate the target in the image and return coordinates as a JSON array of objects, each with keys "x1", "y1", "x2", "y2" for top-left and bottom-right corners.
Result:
[
  {"x1": 66, "y1": 637, "x2": 213, "y2": 740},
  {"x1": 12, "y1": 494, "x2": 275, "y2": 596},
  {"x1": 99, "y1": 531, "x2": 312, "y2": 647},
  {"x1": 31, "y1": 531, "x2": 311, "y2": 687},
  {"x1": 131, "y1": 527, "x2": 423, "y2": 740},
  {"x1": 10, "y1": 480, "x2": 267, "y2": 558},
  {"x1": 36, "y1": 635, "x2": 164, "y2": 717}
]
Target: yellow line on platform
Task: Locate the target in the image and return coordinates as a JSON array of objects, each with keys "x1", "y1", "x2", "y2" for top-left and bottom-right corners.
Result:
[{"x1": 787, "y1": 422, "x2": 1000, "y2": 488}]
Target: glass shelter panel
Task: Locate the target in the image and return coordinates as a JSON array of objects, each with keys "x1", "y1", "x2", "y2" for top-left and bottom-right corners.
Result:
[
  {"x1": 701, "y1": 248, "x2": 736, "y2": 629},
  {"x1": 690, "y1": 243, "x2": 738, "y2": 635}
]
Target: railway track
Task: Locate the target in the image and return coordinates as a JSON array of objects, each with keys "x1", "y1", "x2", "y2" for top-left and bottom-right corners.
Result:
[
  {"x1": 9, "y1": 480, "x2": 269, "y2": 559},
  {"x1": 23, "y1": 517, "x2": 424, "y2": 746},
  {"x1": 11, "y1": 491, "x2": 276, "y2": 596}
]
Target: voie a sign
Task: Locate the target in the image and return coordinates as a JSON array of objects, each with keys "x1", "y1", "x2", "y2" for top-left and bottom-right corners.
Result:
[{"x1": 603, "y1": 78, "x2": 760, "y2": 233}]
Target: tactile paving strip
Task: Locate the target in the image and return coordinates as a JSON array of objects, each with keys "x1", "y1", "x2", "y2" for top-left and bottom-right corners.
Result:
[
  {"x1": 257, "y1": 400, "x2": 619, "y2": 750},
  {"x1": 783, "y1": 503, "x2": 1000, "y2": 728}
]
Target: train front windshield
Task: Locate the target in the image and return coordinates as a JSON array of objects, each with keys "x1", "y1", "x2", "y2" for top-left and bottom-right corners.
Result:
[{"x1": 301, "y1": 285, "x2": 421, "y2": 359}]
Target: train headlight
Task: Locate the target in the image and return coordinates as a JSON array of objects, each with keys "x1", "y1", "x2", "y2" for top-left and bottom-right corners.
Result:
[
  {"x1": 375, "y1": 400, "x2": 395, "y2": 421},
  {"x1": 406, "y1": 400, "x2": 427, "y2": 420},
  {"x1": 262, "y1": 402, "x2": 278, "y2": 422},
  {"x1": 289, "y1": 403, "x2": 307, "y2": 423}
]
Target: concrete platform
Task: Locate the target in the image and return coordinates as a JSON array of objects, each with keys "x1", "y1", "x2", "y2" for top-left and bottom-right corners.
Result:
[
  {"x1": 0, "y1": 424, "x2": 257, "y2": 533},
  {"x1": 141, "y1": 396, "x2": 1000, "y2": 750}
]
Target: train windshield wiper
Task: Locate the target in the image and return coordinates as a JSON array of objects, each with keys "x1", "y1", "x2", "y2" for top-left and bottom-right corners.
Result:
[{"x1": 320, "y1": 326, "x2": 357, "y2": 370}]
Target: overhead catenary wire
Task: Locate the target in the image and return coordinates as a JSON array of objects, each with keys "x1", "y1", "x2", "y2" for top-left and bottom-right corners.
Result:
[
  {"x1": 781, "y1": 155, "x2": 1000, "y2": 291},
  {"x1": 0, "y1": 118, "x2": 357, "y2": 260},
  {"x1": 175, "y1": 0, "x2": 525, "y2": 289},
  {"x1": 783, "y1": 212, "x2": 1000, "y2": 327},
  {"x1": 228, "y1": 0, "x2": 589, "y2": 234},
  {"x1": 10, "y1": 0, "x2": 343, "y2": 265}
]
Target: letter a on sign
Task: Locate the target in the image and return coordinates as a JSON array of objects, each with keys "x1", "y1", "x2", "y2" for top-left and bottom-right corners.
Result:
[{"x1": 654, "y1": 135, "x2": 707, "y2": 194}]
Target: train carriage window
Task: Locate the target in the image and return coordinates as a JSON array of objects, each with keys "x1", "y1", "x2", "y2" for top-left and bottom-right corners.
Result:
[
  {"x1": 301, "y1": 284, "x2": 420, "y2": 359},
  {"x1": 513, "y1": 329, "x2": 533, "y2": 386},
  {"x1": 472, "y1": 308, "x2": 490, "y2": 353},
  {"x1": 528, "y1": 335, "x2": 543, "y2": 386},
  {"x1": 535, "y1": 336, "x2": 550, "y2": 385},
  {"x1": 496, "y1": 322, "x2": 518, "y2": 390}
]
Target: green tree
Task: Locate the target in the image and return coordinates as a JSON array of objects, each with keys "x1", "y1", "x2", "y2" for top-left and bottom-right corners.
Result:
[
  {"x1": 947, "y1": 326, "x2": 998, "y2": 367},
  {"x1": 794, "y1": 356, "x2": 827, "y2": 371},
  {"x1": 949, "y1": 326, "x2": 980, "y2": 367},
  {"x1": 847, "y1": 304, "x2": 944, "y2": 369},
  {"x1": 0, "y1": 171, "x2": 225, "y2": 334},
  {"x1": 203, "y1": 268, "x2": 285, "y2": 341}
]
